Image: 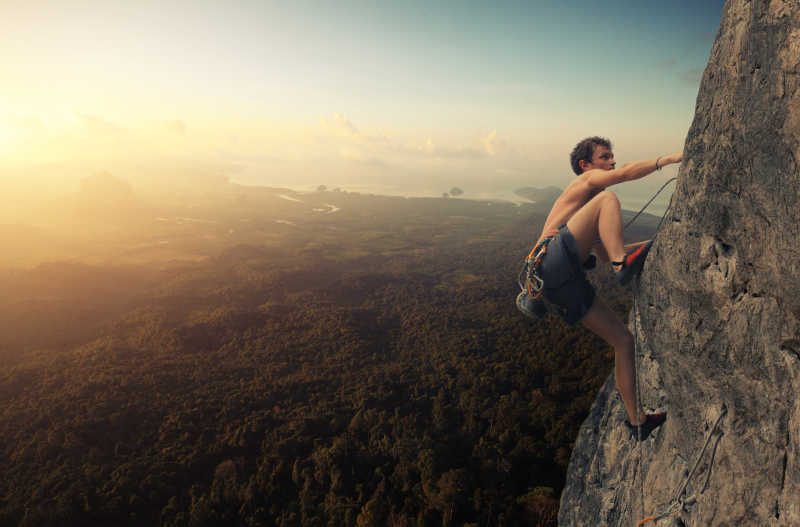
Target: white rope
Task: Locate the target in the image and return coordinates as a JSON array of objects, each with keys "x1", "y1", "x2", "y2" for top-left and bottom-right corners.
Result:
[
  {"x1": 626, "y1": 180, "x2": 676, "y2": 524},
  {"x1": 627, "y1": 188, "x2": 729, "y2": 525},
  {"x1": 624, "y1": 177, "x2": 677, "y2": 232},
  {"x1": 636, "y1": 406, "x2": 727, "y2": 526},
  {"x1": 633, "y1": 280, "x2": 645, "y2": 524}
]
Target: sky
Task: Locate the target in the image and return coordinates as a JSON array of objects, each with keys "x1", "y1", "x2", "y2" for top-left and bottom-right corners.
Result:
[{"x1": 0, "y1": 0, "x2": 726, "y2": 204}]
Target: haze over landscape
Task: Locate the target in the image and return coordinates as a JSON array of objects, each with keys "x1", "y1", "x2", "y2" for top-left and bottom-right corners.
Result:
[
  {"x1": 1, "y1": 2, "x2": 727, "y2": 526},
  {"x1": 2, "y1": 0, "x2": 723, "y2": 237}
]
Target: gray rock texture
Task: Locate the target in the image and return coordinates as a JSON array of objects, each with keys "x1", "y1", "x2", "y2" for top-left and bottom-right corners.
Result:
[{"x1": 559, "y1": 1, "x2": 800, "y2": 525}]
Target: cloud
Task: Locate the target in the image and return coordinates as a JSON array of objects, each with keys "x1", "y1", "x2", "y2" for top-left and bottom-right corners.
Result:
[
  {"x1": 407, "y1": 130, "x2": 502, "y2": 159},
  {"x1": 319, "y1": 113, "x2": 505, "y2": 168},
  {"x1": 657, "y1": 58, "x2": 678, "y2": 70},
  {"x1": 481, "y1": 130, "x2": 497, "y2": 156},
  {"x1": 164, "y1": 120, "x2": 187, "y2": 136},
  {"x1": 75, "y1": 113, "x2": 128, "y2": 138},
  {"x1": 320, "y1": 113, "x2": 396, "y2": 165},
  {"x1": 321, "y1": 112, "x2": 360, "y2": 138},
  {"x1": 495, "y1": 167, "x2": 524, "y2": 175},
  {"x1": 657, "y1": 58, "x2": 704, "y2": 84},
  {"x1": 338, "y1": 148, "x2": 390, "y2": 168},
  {"x1": 2, "y1": 115, "x2": 48, "y2": 148},
  {"x1": 417, "y1": 138, "x2": 484, "y2": 159},
  {"x1": 320, "y1": 113, "x2": 391, "y2": 148},
  {"x1": 9, "y1": 115, "x2": 47, "y2": 135},
  {"x1": 679, "y1": 67, "x2": 704, "y2": 84}
]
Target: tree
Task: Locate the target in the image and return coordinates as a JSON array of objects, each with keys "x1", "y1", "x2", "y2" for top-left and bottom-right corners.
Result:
[{"x1": 355, "y1": 490, "x2": 388, "y2": 527}]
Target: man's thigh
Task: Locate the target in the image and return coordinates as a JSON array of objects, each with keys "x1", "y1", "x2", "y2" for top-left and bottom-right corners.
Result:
[
  {"x1": 580, "y1": 298, "x2": 631, "y2": 350},
  {"x1": 566, "y1": 191, "x2": 619, "y2": 261}
]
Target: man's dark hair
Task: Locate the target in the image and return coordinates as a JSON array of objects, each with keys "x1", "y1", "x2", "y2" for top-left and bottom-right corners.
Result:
[{"x1": 570, "y1": 136, "x2": 612, "y2": 175}]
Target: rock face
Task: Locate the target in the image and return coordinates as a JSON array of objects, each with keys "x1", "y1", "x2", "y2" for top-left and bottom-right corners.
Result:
[{"x1": 559, "y1": 1, "x2": 800, "y2": 526}]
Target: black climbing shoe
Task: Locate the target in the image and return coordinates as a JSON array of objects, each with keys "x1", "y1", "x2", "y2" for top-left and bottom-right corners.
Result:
[
  {"x1": 613, "y1": 240, "x2": 653, "y2": 286},
  {"x1": 626, "y1": 412, "x2": 667, "y2": 441}
]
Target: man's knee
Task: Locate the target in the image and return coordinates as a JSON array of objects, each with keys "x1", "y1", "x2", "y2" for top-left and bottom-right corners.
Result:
[{"x1": 597, "y1": 190, "x2": 620, "y2": 207}]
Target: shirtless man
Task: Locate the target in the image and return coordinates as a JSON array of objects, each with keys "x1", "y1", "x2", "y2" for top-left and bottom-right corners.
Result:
[{"x1": 523, "y1": 136, "x2": 682, "y2": 440}]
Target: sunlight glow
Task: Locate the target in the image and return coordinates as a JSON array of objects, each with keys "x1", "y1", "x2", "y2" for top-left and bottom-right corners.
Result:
[{"x1": 0, "y1": 122, "x2": 16, "y2": 154}]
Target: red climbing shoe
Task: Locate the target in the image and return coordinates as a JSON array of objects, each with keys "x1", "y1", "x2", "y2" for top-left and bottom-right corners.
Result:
[
  {"x1": 626, "y1": 412, "x2": 666, "y2": 441},
  {"x1": 614, "y1": 240, "x2": 653, "y2": 286}
]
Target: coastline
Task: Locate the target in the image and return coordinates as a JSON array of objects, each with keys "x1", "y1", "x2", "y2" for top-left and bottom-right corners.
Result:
[
  {"x1": 230, "y1": 178, "x2": 670, "y2": 216},
  {"x1": 231, "y1": 179, "x2": 533, "y2": 206}
]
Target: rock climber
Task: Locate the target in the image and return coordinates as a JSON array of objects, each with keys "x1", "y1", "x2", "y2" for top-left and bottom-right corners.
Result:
[{"x1": 520, "y1": 136, "x2": 681, "y2": 440}]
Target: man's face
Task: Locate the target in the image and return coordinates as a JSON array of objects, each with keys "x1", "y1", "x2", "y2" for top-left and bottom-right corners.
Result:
[{"x1": 587, "y1": 145, "x2": 616, "y2": 171}]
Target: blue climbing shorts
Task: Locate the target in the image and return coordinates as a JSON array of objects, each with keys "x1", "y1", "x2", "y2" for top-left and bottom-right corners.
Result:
[{"x1": 537, "y1": 224, "x2": 596, "y2": 325}]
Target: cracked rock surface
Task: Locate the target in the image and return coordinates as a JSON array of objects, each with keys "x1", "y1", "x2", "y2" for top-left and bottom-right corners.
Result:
[{"x1": 559, "y1": 1, "x2": 800, "y2": 525}]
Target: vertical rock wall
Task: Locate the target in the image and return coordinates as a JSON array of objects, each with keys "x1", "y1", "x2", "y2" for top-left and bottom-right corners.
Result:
[{"x1": 559, "y1": 1, "x2": 800, "y2": 525}]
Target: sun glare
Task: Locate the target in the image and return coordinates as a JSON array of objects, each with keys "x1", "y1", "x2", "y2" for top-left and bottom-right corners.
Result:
[{"x1": 0, "y1": 123, "x2": 15, "y2": 154}]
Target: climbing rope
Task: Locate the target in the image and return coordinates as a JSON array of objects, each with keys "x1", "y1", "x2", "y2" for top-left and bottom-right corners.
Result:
[
  {"x1": 518, "y1": 177, "x2": 678, "y2": 317},
  {"x1": 632, "y1": 281, "x2": 645, "y2": 521},
  {"x1": 626, "y1": 178, "x2": 676, "y2": 524},
  {"x1": 625, "y1": 179, "x2": 729, "y2": 526},
  {"x1": 636, "y1": 406, "x2": 728, "y2": 526},
  {"x1": 624, "y1": 177, "x2": 677, "y2": 233},
  {"x1": 628, "y1": 177, "x2": 677, "y2": 444}
]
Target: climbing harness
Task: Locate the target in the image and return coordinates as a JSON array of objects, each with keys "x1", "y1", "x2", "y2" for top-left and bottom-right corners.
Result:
[
  {"x1": 520, "y1": 236, "x2": 552, "y2": 300},
  {"x1": 516, "y1": 177, "x2": 677, "y2": 320},
  {"x1": 516, "y1": 235, "x2": 559, "y2": 320}
]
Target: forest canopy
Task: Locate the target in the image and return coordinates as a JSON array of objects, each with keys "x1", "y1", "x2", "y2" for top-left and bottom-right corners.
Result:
[{"x1": 0, "y1": 184, "x2": 657, "y2": 526}]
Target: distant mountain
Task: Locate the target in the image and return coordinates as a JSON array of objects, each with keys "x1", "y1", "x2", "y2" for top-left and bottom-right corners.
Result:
[
  {"x1": 72, "y1": 172, "x2": 147, "y2": 223},
  {"x1": 514, "y1": 186, "x2": 562, "y2": 204}
]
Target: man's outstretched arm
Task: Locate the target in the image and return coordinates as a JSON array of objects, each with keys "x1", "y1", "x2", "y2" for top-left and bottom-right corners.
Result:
[{"x1": 587, "y1": 152, "x2": 682, "y2": 189}]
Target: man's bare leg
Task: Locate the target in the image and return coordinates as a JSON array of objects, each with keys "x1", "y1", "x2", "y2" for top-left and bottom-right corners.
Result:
[
  {"x1": 566, "y1": 190, "x2": 626, "y2": 266},
  {"x1": 580, "y1": 299, "x2": 645, "y2": 425}
]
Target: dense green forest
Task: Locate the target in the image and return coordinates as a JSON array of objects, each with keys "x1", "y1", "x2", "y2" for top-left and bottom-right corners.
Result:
[{"x1": 0, "y1": 185, "x2": 657, "y2": 526}]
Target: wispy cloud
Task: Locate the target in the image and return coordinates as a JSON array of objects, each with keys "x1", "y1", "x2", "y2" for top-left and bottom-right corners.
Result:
[
  {"x1": 481, "y1": 130, "x2": 498, "y2": 156},
  {"x1": 320, "y1": 113, "x2": 390, "y2": 145},
  {"x1": 657, "y1": 58, "x2": 678, "y2": 70},
  {"x1": 416, "y1": 138, "x2": 484, "y2": 159},
  {"x1": 321, "y1": 112, "x2": 359, "y2": 138},
  {"x1": 338, "y1": 148, "x2": 390, "y2": 168},
  {"x1": 319, "y1": 113, "x2": 501, "y2": 166},
  {"x1": 164, "y1": 120, "x2": 187, "y2": 136},
  {"x1": 76, "y1": 113, "x2": 128, "y2": 138},
  {"x1": 679, "y1": 67, "x2": 704, "y2": 84},
  {"x1": 9, "y1": 115, "x2": 47, "y2": 135}
]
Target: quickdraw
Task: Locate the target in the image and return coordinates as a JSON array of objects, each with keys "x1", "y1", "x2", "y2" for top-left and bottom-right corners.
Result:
[
  {"x1": 523, "y1": 236, "x2": 553, "y2": 300},
  {"x1": 635, "y1": 405, "x2": 728, "y2": 526},
  {"x1": 517, "y1": 176, "x2": 677, "y2": 304}
]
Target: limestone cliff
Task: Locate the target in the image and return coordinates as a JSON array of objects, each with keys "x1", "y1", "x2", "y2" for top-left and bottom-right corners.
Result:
[{"x1": 559, "y1": 1, "x2": 800, "y2": 525}]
